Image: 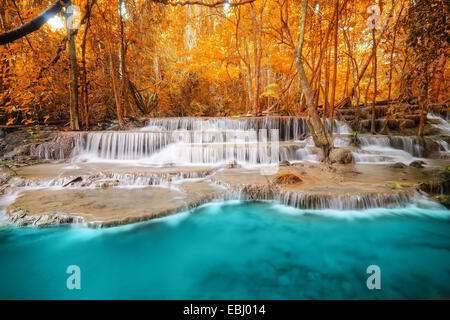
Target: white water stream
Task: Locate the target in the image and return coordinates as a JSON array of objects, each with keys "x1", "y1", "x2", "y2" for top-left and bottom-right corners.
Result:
[{"x1": 70, "y1": 117, "x2": 436, "y2": 166}]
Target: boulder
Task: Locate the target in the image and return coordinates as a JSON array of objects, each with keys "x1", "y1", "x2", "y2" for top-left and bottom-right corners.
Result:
[
  {"x1": 435, "y1": 195, "x2": 450, "y2": 209},
  {"x1": 329, "y1": 148, "x2": 354, "y2": 164},
  {"x1": 227, "y1": 160, "x2": 241, "y2": 169},
  {"x1": 279, "y1": 160, "x2": 291, "y2": 167},
  {"x1": 438, "y1": 166, "x2": 450, "y2": 181},
  {"x1": 391, "y1": 162, "x2": 407, "y2": 169},
  {"x1": 409, "y1": 160, "x2": 425, "y2": 168},
  {"x1": 0, "y1": 130, "x2": 80, "y2": 161}
]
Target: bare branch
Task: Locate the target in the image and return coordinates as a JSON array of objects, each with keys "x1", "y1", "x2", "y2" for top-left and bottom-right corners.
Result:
[{"x1": 0, "y1": 0, "x2": 71, "y2": 45}]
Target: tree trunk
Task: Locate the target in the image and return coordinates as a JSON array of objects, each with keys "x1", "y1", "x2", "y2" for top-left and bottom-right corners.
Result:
[
  {"x1": 370, "y1": 28, "x2": 377, "y2": 135},
  {"x1": 329, "y1": 0, "x2": 339, "y2": 134},
  {"x1": 250, "y1": 3, "x2": 263, "y2": 115},
  {"x1": 431, "y1": 55, "x2": 446, "y2": 102},
  {"x1": 119, "y1": 0, "x2": 129, "y2": 118},
  {"x1": 418, "y1": 70, "x2": 429, "y2": 137},
  {"x1": 324, "y1": 46, "x2": 330, "y2": 119},
  {"x1": 381, "y1": 2, "x2": 404, "y2": 134},
  {"x1": 349, "y1": 0, "x2": 398, "y2": 98},
  {"x1": 80, "y1": 0, "x2": 92, "y2": 130},
  {"x1": 295, "y1": 0, "x2": 333, "y2": 159},
  {"x1": 66, "y1": 11, "x2": 80, "y2": 131},
  {"x1": 109, "y1": 48, "x2": 123, "y2": 128}
]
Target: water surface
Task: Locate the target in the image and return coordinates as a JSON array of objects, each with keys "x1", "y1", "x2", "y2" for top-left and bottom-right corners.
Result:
[{"x1": 0, "y1": 201, "x2": 449, "y2": 299}]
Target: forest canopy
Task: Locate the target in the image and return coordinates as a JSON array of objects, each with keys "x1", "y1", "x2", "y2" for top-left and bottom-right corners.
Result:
[{"x1": 0, "y1": 0, "x2": 448, "y2": 134}]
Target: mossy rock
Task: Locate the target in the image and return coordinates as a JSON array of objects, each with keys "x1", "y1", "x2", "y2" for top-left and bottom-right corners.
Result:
[
  {"x1": 279, "y1": 160, "x2": 291, "y2": 167},
  {"x1": 391, "y1": 162, "x2": 407, "y2": 169},
  {"x1": 409, "y1": 160, "x2": 425, "y2": 168},
  {"x1": 329, "y1": 148, "x2": 354, "y2": 164},
  {"x1": 273, "y1": 173, "x2": 302, "y2": 185}
]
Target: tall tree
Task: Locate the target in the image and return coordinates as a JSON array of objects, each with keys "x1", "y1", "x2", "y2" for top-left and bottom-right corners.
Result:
[
  {"x1": 329, "y1": 0, "x2": 339, "y2": 134},
  {"x1": 65, "y1": 6, "x2": 80, "y2": 130},
  {"x1": 295, "y1": 0, "x2": 333, "y2": 159},
  {"x1": 401, "y1": 0, "x2": 449, "y2": 136}
]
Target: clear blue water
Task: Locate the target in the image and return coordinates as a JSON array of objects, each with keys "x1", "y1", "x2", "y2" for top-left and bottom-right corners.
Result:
[{"x1": 0, "y1": 201, "x2": 449, "y2": 300}]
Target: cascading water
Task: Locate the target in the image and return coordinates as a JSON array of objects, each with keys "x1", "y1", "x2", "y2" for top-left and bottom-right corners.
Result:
[
  {"x1": 140, "y1": 117, "x2": 350, "y2": 140},
  {"x1": 73, "y1": 117, "x2": 351, "y2": 166},
  {"x1": 352, "y1": 135, "x2": 424, "y2": 164},
  {"x1": 65, "y1": 117, "x2": 440, "y2": 166},
  {"x1": 428, "y1": 112, "x2": 450, "y2": 136},
  {"x1": 426, "y1": 112, "x2": 450, "y2": 158}
]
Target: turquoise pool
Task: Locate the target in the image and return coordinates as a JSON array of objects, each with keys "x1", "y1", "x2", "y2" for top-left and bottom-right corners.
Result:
[{"x1": 0, "y1": 201, "x2": 449, "y2": 299}]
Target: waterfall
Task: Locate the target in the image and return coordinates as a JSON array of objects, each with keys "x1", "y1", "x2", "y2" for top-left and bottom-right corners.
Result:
[
  {"x1": 72, "y1": 117, "x2": 353, "y2": 166},
  {"x1": 74, "y1": 130, "x2": 282, "y2": 166},
  {"x1": 140, "y1": 117, "x2": 351, "y2": 141},
  {"x1": 50, "y1": 117, "x2": 442, "y2": 166},
  {"x1": 428, "y1": 112, "x2": 450, "y2": 136},
  {"x1": 436, "y1": 140, "x2": 450, "y2": 152},
  {"x1": 352, "y1": 135, "x2": 424, "y2": 164},
  {"x1": 78, "y1": 132, "x2": 172, "y2": 161},
  {"x1": 215, "y1": 181, "x2": 426, "y2": 210}
]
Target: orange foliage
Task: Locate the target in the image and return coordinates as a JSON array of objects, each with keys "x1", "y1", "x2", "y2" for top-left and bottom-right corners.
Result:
[{"x1": 0, "y1": 0, "x2": 447, "y2": 127}]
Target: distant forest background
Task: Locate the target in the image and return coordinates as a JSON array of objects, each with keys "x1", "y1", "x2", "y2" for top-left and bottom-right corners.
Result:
[{"x1": 0, "y1": 0, "x2": 448, "y2": 132}]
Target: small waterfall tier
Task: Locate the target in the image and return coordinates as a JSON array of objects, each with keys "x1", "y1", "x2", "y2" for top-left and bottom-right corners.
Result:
[
  {"x1": 73, "y1": 117, "x2": 351, "y2": 166},
  {"x1": 64, "y1": 117, "x2": 442, "y2": 166},
  {"x1": 428, "y1": 112, "x2": 450, "y2": 136},
  {"x1": 74, "y1": 131, "x2": 316, "y2": 165},
  {"x1": 140, "y1": 117, "x2": 351, "y2": 140},
  {"x1": 352, "y1": 135, "x2": 425, "y2": 164}
]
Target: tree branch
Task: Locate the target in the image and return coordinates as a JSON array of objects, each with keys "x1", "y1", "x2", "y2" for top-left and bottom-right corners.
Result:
[
  {"x1": 0, "y1": 0, "x2": 71, "y2": 45},
  {"x1": 154, "y1": 0, "x2": 255, "y2": 7}
]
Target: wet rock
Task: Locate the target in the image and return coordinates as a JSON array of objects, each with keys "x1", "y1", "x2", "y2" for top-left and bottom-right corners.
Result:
[
  {"x1": 434, "y1": 195, "x2": 450, "y2": 209},
  {"x1": 238, "y1": 184, "x2": 279, "y2": 200},
  {"x1": 107, "y1": 124, "x2": 120, "y2": 131},
  {"x1": 164, "y1": 162, "x2": 176, "y2": 167},
  {"x1": 419, "y1": 180, "x2": 450, "y2": 195},
  {"x1": 1, "y1": 131, "x2": 81, "y2": 161},
  {"x1": 227, "y1": 160, "x2": 241, "y2": 169},
  {"x1": 101, "y1": 182, "x2": 110, "y2": 189},
  {"x1": 418, "y1": 166, "x2": 450, "y2": 194},
  {"x1": 422, "y1": 139, "x2": 440, "y2": 158},
  {"x1": 0, "y1": 185, "x2": 11, "y2": 195},
  {"x1": 63, "y1": 176, "x2": 82, "y2": 187},
  {"x1": 279, "y1": 160, "x2": 291, "y2": 167},
  {"x1": 329, "y1": 148, "x2": 354, "y2": 165},
  {"x1": 298, "y1": 133, "x2": 308, "y2": 140},
  {"x1": 409, "y1": 160, "x2": 425, "y2": 168},
  {"x1": 273, "y1": 173, "x2": 302, "y2": 185},
  {"x1": 438, "y1": 167, "x2": 450, "y2": 181},
  {"x1": 6, "y1": 206, "x2": 84, "y2": 227},
  {"x1": 391, "y1": 162, "x2": 407, "y2": 169},
  {"x1": 0, "y1": 165, "x2": 16, "y2": 184},
  {"x1": 0, "y1": 130, "x2": 34, "y2": 156}
]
